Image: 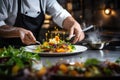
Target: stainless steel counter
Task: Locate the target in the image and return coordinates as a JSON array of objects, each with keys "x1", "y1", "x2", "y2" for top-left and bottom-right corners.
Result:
[{"x1": 40, "y1": 50, "x2": 120, "y2": 66}]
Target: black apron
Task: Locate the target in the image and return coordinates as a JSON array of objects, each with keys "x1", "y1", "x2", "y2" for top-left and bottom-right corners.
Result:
[{"x1": 0, "y1": 0, "x2": 45, "y2": 48}]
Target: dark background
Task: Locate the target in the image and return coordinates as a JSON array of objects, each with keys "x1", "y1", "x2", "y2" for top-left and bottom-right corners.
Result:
[
  {"x1": 40, "y1": 0, "x2": 120, "y2": 49},
  {"x1": 57, "y1": 0, "x2": 120, "y2": 31}
]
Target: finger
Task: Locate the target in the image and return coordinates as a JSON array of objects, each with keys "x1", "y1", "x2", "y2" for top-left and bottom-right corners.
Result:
[
  {"x1": 27, "y1": 32, "x2": 36, "y2": 42},
  {"x1": 68, "y1": 27, "x2": 74, "y2": 39},
  {"x1": 71, "y1": 27, "x2": 80, "y2": 44},
  {"x1": 21, "y1": 35, "x2": 30, "y2": 45},
  {"x1": 21, "y1": 33, "x2": 34, "y2": 45},
  {"x1": 25, "y1": 40, "x2": 34, "y2": 45},
  {"x1": 72, "y1": 35, "x2": 79, "y2": 44},
  {"x1": 23, "y1": 38, "x2": 34, "y2": 45},
  {"x1": 78, "y1": 32, "x2": 85, "y2": 41},
  {"x1": 20, "y1": 33, "x2": 27, "y2": 44}
]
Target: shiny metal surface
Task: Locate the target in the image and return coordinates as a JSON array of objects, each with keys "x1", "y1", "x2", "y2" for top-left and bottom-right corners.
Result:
[{"x1": 40, "y1": 50, "x2": 120, "y2": 66}]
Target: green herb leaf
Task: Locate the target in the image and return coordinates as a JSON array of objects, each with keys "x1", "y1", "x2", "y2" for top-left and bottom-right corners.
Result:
[
  {"x1": 0, "y1": 46, "x2": 40, "y2": 75},
  {"x1": 115, "y1": 57, "x2": 120, "y2": 63},
  {"x1": 84, "y1": 58, "x2": 100, "y2": 67}
]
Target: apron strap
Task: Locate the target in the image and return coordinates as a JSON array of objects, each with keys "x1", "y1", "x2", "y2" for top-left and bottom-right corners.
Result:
[
  {"x1": 39, "y1": 0, "x2": 43, "y2": 13},
  {"x1": 18, "y1": 0, "x2": 21, "y2": 15},
  {"x1": 0, "y1": 0, "x2": 45, "y2": 48}
]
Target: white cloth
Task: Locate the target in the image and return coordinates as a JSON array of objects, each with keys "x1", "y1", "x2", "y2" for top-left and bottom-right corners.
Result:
[{"x1": 0, "y1": 0, "x2": 71, "y2": 27}]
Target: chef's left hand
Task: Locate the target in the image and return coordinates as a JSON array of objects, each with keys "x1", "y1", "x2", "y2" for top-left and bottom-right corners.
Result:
[
  {"x1": 18, "y1": 28, "x2": 36, "y2": 45},
  {"x1": 63, "y1": 16, "x2": 85, "y2": 44}
]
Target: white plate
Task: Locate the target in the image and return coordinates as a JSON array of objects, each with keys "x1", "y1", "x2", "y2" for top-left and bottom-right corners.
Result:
[{"x1": 24, "y1": 45, "x2": 87, "y2": 57}]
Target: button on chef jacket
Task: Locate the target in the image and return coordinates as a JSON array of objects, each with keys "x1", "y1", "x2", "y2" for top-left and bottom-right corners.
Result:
[
  {"x1": 0, "y1": 0, "x2": 71, "y2": 27},
  {"x1": 0, "y1": 0, "x2": 71, "y2": 48}
]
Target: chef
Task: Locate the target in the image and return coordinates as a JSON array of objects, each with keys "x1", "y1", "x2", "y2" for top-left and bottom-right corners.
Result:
[{"x1": 0, "y1": 0, "x2": 84, "y2": 48}]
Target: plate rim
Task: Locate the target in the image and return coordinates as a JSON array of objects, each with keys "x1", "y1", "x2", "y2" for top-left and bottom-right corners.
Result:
[{"x1": 24, "y1": 45, "x2": 87, "y2": 57}]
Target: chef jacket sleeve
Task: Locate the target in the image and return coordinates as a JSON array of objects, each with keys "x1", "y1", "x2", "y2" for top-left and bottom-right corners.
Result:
[
  {"x1": 46, "y1": 0, "x2": 71, "y2": 28},
  {"x1": 0, "y1": 0, "x2": 8, "y2": 27}
]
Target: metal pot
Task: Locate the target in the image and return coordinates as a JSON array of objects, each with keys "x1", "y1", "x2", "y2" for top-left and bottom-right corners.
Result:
[{"x1": 89, "y1": 41, "x2": 109, "y2": 50}]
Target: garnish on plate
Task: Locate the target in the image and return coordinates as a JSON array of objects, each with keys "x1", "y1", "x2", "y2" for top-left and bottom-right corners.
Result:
[
  {"x1": 44, "y1": 58, "x2": 120, "y2": 77},
  {"x1": 0, "y1": 46, "x2": 40, "y2": 76},
  {"x1": 35, "y1": 36, "x2": 76, "y2": 53}
]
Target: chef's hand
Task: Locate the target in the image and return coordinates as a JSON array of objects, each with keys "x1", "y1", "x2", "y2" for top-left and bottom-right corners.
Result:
[
  {"x1": 68, "y1": 21, "x2": 84, "y2": 44},
  {"x1": 18, "y1": 28, "x2": 36, "y2": 45},
  {"x1": 63, "y1": 16, "x2": 85, "y2": 44}
]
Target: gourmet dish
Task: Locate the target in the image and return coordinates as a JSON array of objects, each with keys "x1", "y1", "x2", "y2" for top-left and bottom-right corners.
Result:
[
  {"x1": 35, "y1": 36, "x2": 76, "y2": 53},
  {"x1": 0, "y1": 46, "x2": 41, "y2": 78},
  {"x1": 0, "y1": 46, "x2": 120, "y2": 80},
  {"x1": 41, "y1": 58, "x2": 120, "y2": 78}
]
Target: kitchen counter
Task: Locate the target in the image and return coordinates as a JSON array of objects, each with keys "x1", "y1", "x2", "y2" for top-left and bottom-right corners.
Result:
[
  {"x1": 0, "y1": 46, "x2": 119, "y2": 80},
  {"x1": 40, "y1": 49, "x2": 120, "y2": 66}
]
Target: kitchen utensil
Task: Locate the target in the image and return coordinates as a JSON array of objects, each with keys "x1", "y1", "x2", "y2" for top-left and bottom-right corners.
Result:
[
  {"x1": 89, "y1": 41, "x2": 105, "y2": 50},
  {"x1": 66, "y1": 25, "x2": 94, "y2": 40},
  {"x1": 36, "y1": 41, "x2": 41, "y2": 45}
]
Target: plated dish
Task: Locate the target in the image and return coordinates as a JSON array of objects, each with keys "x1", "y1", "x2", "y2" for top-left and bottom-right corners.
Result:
[
  {"x1": 24, "y1": 45, "x2": 87, "y2": 56},
  {"x1": 0, "y1": 46, "x2": 120, "y2": 80},
  {"x1": 42, "y1": 58, "x2": 120, "y2": 80},
  {"x1": 0, "y1": 46, "x2": 41, "y2": 78},
  {"x1": 24, "y1": 36, "x2": 87, "y2": 56}
]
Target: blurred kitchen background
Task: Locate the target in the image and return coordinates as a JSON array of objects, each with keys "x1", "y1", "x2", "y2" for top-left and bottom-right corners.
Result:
[{"x1": 39, "y1": 0, "x2": 120, "y2": 50}]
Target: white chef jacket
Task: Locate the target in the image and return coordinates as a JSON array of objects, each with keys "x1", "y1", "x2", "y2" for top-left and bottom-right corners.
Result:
[{"x1": 0, "y1": 0, "x2": 71, "y2": 28}]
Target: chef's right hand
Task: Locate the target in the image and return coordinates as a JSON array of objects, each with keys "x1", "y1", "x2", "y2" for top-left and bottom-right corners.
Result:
[{"x1": 18, "y1": 28, "x2": 36, "y2": 45}]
